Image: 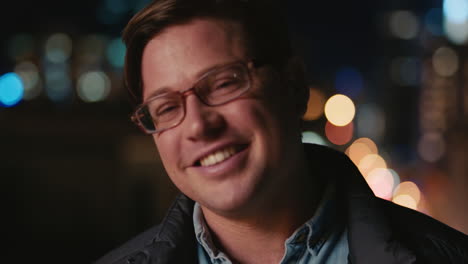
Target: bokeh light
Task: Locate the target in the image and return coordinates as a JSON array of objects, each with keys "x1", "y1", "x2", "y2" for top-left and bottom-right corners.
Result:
[
  {"x1": 77, "y1": 71, "x2": 111, "y2": 103},
  {"x1": 425, "y1": 8, "x2": 444, "y2": 36},
  {"x1": 356, "y1": 104, "x2": 385, "y2": 142},
  {"x1": 444, "y1": 20, "x2": 468, "y2": 44},
  {"x1": 334, "y1": 67, "x2": 363, "y2": 99},
  {"x1": 390, "y1": 56, "x2": 421, "y2": 86},
  {"x1": 14, "y1": 61, "x2": 42, "y2": 100},
  {"x1": 346, "y1": 142, "x2": 373, "y2": 165},
  {"x1": 303, "y1": 88, "x2": 325, "y2": 121},
  {"x1": 358, "y1": 153, "x2": 387, "y2": 176},
  {"x1": 388, "y1": 169, "x2": 401, "y2": 189},
  {"x1": 0, "y1": 73, "x2": 24, "y2": 107},
  {"x1": 443, "y1": 0, "x2": 468, "y2": 23},
  {"x1": 393, "y1": 194, "x2": 418, "y2": 210},
  {"x1": 106, "y1": 38, "x2": 126, "y2": 68},
  {"x1": 324, "y1": 94, "x2": 356, "y2": 126},
  {"x1": 443, "y1": 0, "x2": 468, "y2": 44},
  {"x1": 366, "y1": 168, "x2": 394, "y2": 200},
  {"x1": 45, "y1": 33, "x2": 73, "y2": 63},
  {"x1": 325, "y1": 121, "x2": 354, "y2": 145},
  {"x1": 389, "y1": 11, "x2": 420, "y2": 40},
  {"x1": 354, "y1": 137, "x2": 378, "y2": 154},
  {"x1": 301, "y1": 131, "x2": 328, "y2": 146},
  {"x1": 44, "y1": 65, "x2": 72, "y2": 103},
  {"x1": 394, "y1": 181, "x2": 421, "y2": 205},
  {"x1": 432, "y1": 46, "x2": 459, "y2": 77},
  {"x1": 346, "y1": 137, "x2": 379, "y2": 166},
  {"x1": 418, "y1": 132, "x2": 446, "y2": 162}
]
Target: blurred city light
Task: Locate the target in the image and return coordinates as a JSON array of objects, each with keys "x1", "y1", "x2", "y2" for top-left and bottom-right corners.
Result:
[
  {"x1": 366, "y1": 168, "x2": 394, "y2": 200},
  {"x1": 418, "y1": 132, "x2": 446, "y2": 162},
  {"x1": 425, "y1": 8, "x2": 444, "y2": 36},
  {"x1": 346, "y1": 137, "x2": 379, "y2": 165},
  {"x1": 334, "y1": 67, "x2": 363, "y2": 99},
  {"x1": 45, "y1": 33, "x2": 73, "y2": 64},
  {"x1": 77, "y1": 71, "x2": 111, "y2": 103},
  {"x1": 346, "y1": 141, "x2": 373, "y2": 165},
  {"x1": 389, "y1": 10, "x2": 420, "y2": 40},
  {"x1": 301, "y1": 131, "x2": 328, "y2": 146},
  {"x1": 388, "y1": 169, "x2": 401, "y2": 190},
  {"x1": 393, "y1": 194, "x2": 418, "y2": 210},
  {"x1": 44, "y1": 64, "x2": 72, "y2": 103},
  {"x1": 14, "y1": 61, "x2": 42, "y2": 100},
  {"x1": 358, "y1": 153, "x2": 387, "y2": 176},
  {"x1": 390, "y1": 56, "x2": 421, "y2": 86},
  {"x1": 432, "y1": 46, "x2": 459, "y2": 77},
  {"x1": 7, "y1": 33, "x2": 35, "y2": 61},
  {"x1": 356, "y1": 104, "x2": 385, "y2": 142},
  {"x1": 444, "y1": 20, "x2": 468, "y2": 44},
  {"x1": 325, "y1": 121, "x2": 354, "y2": 145},
  {"x1": 324, "y1": 94, "x2": 355, "y2": 126},
  {"x1": 0, "y1": 73, "x2": 24, "y2": 107},
  {"x1": 354, "y1": 137, "x2": 378, "y2": 154},
  {"x1": 443, "y1": 0, "x2": 468, "y2": 44},
  {"x1": 443, "y1": 0, "x2": 468, "y2": 23},
  {"x1": 106, "y1": 38, "x2": 126, "y2": 68},
  {"x1": 394, "y1": 181, "x2": 422, "y2": 205},
  {"x1": 303, "y1": 88, "x2": 325, "y2": 121}
]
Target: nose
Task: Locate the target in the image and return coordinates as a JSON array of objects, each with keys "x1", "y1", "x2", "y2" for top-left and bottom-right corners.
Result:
[{"x1": 182, "y1": 94, "x2": 226, "y2": 141}]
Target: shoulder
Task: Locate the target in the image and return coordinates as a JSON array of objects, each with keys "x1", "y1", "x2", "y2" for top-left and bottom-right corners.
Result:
[
  {"x1": 377, "y1": 198, "x2": 468, "y2": 262},
  {"x1": 94, "y1": 224, "x2": 164, "y2": 264},
  {"x1": 94, "y1": 194, "x2": 196, "y2": 264}
]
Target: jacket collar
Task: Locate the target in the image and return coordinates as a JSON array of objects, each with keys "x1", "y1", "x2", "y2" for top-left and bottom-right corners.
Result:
[{"x1": 303, "y1": 144, "x2": 417, "y2": 264}]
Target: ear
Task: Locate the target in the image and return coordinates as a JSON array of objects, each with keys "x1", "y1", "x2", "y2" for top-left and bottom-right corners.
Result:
[{"x1": 283, "y1": 56, "x2": 309, "y2": 118}]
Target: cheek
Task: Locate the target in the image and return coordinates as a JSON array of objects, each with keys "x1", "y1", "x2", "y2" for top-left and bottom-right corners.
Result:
[{"x1": 153, "y1": 134, "x2": 181, "y2": 176}]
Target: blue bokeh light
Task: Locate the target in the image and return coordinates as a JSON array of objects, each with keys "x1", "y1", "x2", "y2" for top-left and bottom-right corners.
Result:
[
  {"x1": 0, "y1": 72, "x2": 24, "y2": 107},
  {"x1": 443, "y1": 0, "x2": 468, "y2": 23},
  {"x1": 425, "y1": 8, "x2": 444, "y2": 36},
  {"x1": 334, "y1": 67, "x2": 363, "y2": 99},
  {"x1": 302, "y1": 131, "x2": 328, "y2": 146},
  {"x1": 106, "y1": 38, "x2": 126, "y2": 68}
]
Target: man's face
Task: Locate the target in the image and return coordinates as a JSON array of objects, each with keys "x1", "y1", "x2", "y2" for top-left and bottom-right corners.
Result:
[{"x1": 141, "y1": 18, "x2": 302, "y2": 217}]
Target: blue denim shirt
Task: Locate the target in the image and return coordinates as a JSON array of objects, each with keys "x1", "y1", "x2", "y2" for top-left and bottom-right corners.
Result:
[{"x1": 193, "y1": 183, "x2": 349, "y2": 264}]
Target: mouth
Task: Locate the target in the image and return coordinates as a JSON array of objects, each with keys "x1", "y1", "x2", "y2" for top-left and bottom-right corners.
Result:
[{"x1": 194, "y1": 144, "x2": 248, "y2": 167}]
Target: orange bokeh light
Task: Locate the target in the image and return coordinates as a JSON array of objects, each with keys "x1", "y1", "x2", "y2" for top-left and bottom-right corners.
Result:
[
  {"x1": 303, "y1": 88, "x2": 326, "y2": 121},
  {"x1": 325, "y1": 121, "x2": 354, "y2": 145}
]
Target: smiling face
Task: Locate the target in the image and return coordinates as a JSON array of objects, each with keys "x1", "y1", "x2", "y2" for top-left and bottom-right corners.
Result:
[{"x1": 141, "y1": 18, "x2": 304, "y2": 217}]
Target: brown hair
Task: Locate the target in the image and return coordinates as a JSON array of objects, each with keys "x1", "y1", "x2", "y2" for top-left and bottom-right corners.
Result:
[{"x1": 122, "y1": 0, "x2": 292, "y2": 104}]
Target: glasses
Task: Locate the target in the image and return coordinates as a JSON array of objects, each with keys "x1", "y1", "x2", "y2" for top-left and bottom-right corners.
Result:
[{"x1": 131, "y1": 60, "x2": 257, "y2": 134}]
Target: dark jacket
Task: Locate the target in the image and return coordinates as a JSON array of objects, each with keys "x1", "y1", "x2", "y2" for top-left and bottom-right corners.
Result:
[{"x1": 96, "y1": 144, "x2": 468, "y2": 264}]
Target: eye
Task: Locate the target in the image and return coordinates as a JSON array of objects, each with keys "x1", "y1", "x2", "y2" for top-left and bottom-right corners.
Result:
[
  {"x1": 156, "y1": 104, "x2": 179, "y2": 116},
  {"x1": 214, "y1": 78, "x2": 240, "y2": 90}
]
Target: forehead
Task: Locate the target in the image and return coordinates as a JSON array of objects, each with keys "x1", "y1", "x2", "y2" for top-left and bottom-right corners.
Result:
[{"x1": 141, "y1": 18, "x2": 248, "y2": 100}]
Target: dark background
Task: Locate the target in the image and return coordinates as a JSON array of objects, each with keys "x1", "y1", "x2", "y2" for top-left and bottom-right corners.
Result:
[{"x1": 1, "y1": 0, "x2": 467, "y2": 263}]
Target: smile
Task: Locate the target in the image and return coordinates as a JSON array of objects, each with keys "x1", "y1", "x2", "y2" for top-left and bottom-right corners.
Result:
[{"x1": 197, "y1": 144, "x2": 248, "y2": 167}]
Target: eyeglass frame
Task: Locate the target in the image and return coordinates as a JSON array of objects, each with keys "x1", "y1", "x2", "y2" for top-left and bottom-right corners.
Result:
[{"x1": 131, "y1": 59, "x2": 261, "y2": 134}]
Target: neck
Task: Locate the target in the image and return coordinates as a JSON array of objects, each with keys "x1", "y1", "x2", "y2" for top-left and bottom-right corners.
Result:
[{"x1": 201, "y1": 146, "x2": 325, "y2": 264}]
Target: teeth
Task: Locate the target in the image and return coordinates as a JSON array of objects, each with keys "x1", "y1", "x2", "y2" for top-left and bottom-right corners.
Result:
[{"x1": 200, "y1": 147, "x2": 237, "y2": 167}]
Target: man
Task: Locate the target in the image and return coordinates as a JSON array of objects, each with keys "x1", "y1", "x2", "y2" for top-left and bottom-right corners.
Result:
[{"x1": 96, "y1": 0, "x2": 468, "y2": 263}]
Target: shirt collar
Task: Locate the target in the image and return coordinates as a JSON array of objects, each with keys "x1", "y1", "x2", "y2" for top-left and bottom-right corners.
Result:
[
  {"x1": 193, "y1": 180, "x2": 339, "y2": 261},
  {"x1": 284, "y1": 180, "x2": 338, "y2": 256}
]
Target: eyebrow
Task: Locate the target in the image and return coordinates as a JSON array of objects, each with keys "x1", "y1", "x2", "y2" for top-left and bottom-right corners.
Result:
[{"x1": 143, "y1": 60, "x2": 239, "y2": 101}]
